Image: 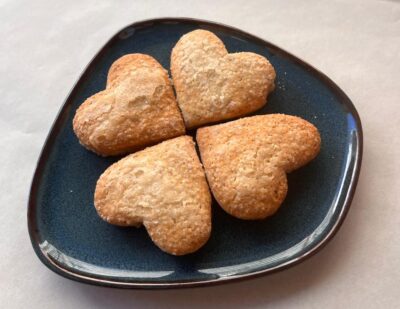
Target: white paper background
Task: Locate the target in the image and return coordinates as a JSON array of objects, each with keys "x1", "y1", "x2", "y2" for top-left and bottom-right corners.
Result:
[{"x1": 1, "y1": 0, "x2": 399, "y2": 308}]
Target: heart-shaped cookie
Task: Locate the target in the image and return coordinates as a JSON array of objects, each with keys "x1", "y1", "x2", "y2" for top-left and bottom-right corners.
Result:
[
  {"x1": 94, "y1": 136, "x2": 212, "y2": 255},
  {"x1": 171, "y1": 30, "x2": 276, "y2": 129},
  {"x1": 73, "y1": 54, "x2": 185, "y2": 156},
  {"x1": 197, "y1": 114, "x2": 321, "y2": 220}
]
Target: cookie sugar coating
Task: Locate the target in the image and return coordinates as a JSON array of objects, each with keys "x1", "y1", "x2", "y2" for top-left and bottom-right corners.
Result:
[
  {"x1": 197, "y1": 114, "x2": 321, "y2": 220},
  {"x1": 73, "y1": 54, "x2": 185, "y2": 156},
  {"x1": 94, "y1": 136, "x2": 212, "y2": 255},
  {"x1": 171, "y1": 29, "x2": 276, "y2": 129}
]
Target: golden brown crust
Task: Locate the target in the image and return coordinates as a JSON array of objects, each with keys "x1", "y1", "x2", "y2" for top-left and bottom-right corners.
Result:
[
  {"x1": 94, "y1": 136, "x2": 212, "y2": 255},
  {"x1": 197, "y1": 114, "x2": 321, "y2": 220},
  {"x1": 106, "y1": 54, "x2": 162, "y2": 88},
  {"x1": 73, "y1": 54, "x2": 185, "y2": 156},
  {"x1": 171, "y1": 30, "x2": 276, "y2": 129}
]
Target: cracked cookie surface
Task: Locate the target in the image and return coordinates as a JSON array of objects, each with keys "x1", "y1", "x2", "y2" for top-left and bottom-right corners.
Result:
[
  {"x1": 73, "y1": 54, "x2": 185, "y2": 156},
  {"x1": 94, "y1": 136, "x2": 212, "y2": 255},
  {"x1": 171, "y1": 30, "x2": 276, "y2": 129},
  {"x1": 197, "y1": 114, "x2": 321, "y2": 220}
]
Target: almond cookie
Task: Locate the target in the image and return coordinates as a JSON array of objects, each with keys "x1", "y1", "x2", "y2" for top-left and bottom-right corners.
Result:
[
  {"x1": 197, "y1": 114, "x2": 321, "y2": 220},
  {"x1": 94, "y1": 136, "x2": 211, "y2": 255},
  {"x1": 171, "y1": 30, "x2": 276, "y2": 129},
  {"x1": 73, "y1": 54, "x2": 185, "y2": 156}
]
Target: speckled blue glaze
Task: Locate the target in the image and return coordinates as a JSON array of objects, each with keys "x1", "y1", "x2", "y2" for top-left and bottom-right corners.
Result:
[{"x1": 28, "y1": 18, "x2": 362, "y2": 288}]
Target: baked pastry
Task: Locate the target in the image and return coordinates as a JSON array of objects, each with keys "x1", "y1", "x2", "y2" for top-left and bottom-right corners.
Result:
[
  {"x1": 171, "y1": 29, "x2": 276, "y2": 128},
  {"x1": 197, "y1": 114, "x2": 321, "y2": 220},
  {"x1": 73, "y1": 54, "x2": 185, "y2": 156},
  {"x1": 94, "y1": 136, "x2": 212, "y2": 255}
]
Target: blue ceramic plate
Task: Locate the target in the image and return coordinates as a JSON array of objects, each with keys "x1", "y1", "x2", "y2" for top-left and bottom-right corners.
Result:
[{"x1": 28, "y1": 18, "x2": 362, "y2": 288}]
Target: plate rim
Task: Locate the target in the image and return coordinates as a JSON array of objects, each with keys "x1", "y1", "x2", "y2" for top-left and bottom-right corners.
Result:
[{"x1": 27, "y1": 17, "x2": 363, "y2": 289}]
